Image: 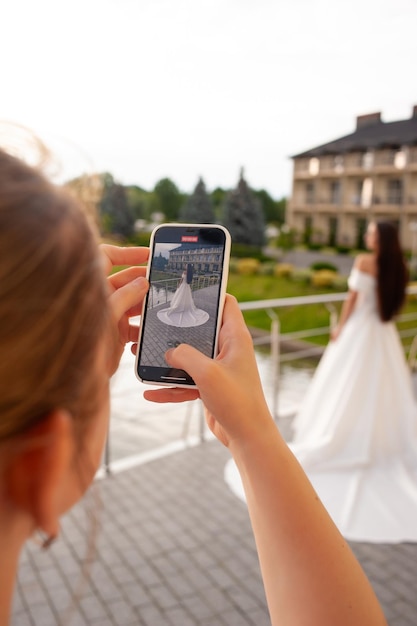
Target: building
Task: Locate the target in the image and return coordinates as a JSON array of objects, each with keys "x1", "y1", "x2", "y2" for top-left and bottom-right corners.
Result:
[
  {"x1": 287, "y1": 106, "x2": 417, "y2": 249},
  {"x1": 167, "y1": 244, "x2": 223, "y2": 274}
]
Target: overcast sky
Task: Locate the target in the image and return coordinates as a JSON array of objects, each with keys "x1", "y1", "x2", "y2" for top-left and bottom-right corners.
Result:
[{"x1": 1, "y1": 0, "x2": 416, "y2": 198}]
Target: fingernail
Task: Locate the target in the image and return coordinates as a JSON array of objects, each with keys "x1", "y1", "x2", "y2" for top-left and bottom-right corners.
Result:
[
  {"x1": 133, "y1": 277, "x2": 148, "y2": 288},
  {"x1": 165, "y1": 348, "x2": 174, "y2": 363}
]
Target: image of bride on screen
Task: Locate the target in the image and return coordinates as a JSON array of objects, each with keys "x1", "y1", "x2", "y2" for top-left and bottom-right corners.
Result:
[{"x1": 157, "y1": 263, "x2": 209, "y2": 327}]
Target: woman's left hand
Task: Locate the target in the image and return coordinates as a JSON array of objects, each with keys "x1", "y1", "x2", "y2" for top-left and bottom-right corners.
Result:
[{"x1": 100, "y1": 244, "x2": 149, "y2": 375}]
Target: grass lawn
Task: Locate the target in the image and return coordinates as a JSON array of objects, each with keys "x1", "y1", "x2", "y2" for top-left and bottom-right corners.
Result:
[{"x1": 227, "y1": 273, "x2": 417, "y2": 349}]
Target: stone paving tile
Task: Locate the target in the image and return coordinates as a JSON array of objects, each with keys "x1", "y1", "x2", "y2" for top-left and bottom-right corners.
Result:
[
  {"x1": 12, "y1": 438, "x2": 417, "y2": 625},
  {"x1": 140, "y1": 285, "x2": 220, "y2": 368}
]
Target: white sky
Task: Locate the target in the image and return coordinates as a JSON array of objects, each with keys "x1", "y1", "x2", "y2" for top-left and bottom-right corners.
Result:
[{"x1": 1, "y1": 0, "x2": 416, "y2": 198}]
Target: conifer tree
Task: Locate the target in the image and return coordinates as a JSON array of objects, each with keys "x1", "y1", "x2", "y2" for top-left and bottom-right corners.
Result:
[
  {"x1": 222, "y1": 169, "x2": 265, "y2": 247},
  {"x1": 180, "y1": 177, "x2": 215, "y2": 223}
]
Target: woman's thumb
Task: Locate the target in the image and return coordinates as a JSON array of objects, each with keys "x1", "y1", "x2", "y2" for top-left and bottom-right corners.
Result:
[{"x1": 165, "y1": 343, "x2": 212, "y2": 384}]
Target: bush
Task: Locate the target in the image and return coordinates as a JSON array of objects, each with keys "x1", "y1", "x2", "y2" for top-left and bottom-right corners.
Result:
[
  {"x1": 258, "y1": 262, "x2": 276, "y2": 276},
  {"x1": 307, "y1": 242, "x2": 322, "y2": 251},
  {"x1": 228, "y1": 258, "x2": 240, "y2": 274},
  {"x1": 292, "y1": 268, "x2": 313, "y2": 284},
  {"x1": 311, "y1": 269, "x2": 338, "y2": 288},
  {"x1": 274, "y1": 263, "x2": 294, "y2": 278},
  {"x1": 128, "y1": 231, "x2": 151, "y2": 246},
  {"x1": 231, "y1": 243, "x2": 265, "y2": 260},
  {"x1": 332, "y1": 275, "x2": 348, "y2": 291},
  {"x1": 235, "y1": 258, "x2": 260, "y2": 275},
  {"x1": 310, "y1": 261, "x2": 338, "y2": 272},
  {"x1": 336, "y1": 245, "x2": 350, "y2": 255}
]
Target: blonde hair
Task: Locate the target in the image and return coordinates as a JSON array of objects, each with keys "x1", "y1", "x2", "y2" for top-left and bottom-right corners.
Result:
[{"x1": 0, "y1": 148, "x2": 109, "y2": 441}]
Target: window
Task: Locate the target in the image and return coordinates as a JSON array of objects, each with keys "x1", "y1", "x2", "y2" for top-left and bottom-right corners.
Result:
[
  {"x1": 334, "y1": 155, "x2": 344, "y2": 173},
  {"x1": 361, "y1": 178, "x2": 373, "y2": 208},
  {"x1": 362, "y1": 152, "x2": 374, "y2": 169},
  {"x1": 306, "y1": 182, "x2": 315, "y2": 204},
  {"x1": 309, "y1": 158, "x2": 320, "y2": 176},
  {"x1": 387, "y1": 179, "x2": 403, "y2": 204},
  {"x1": 394, "y1": 150, "x2": 406, "y2": 169},
  {"x1": 330, "y1": 181, "x2": 341, "y2": 204}
]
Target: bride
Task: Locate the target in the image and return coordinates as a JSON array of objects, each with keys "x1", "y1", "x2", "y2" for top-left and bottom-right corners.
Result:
[
  {"x1": 157, "y1": 263, "x2": 209, "y2": 328},
  {"x1": 289, "y1": 220, "x2": 417, "y2": 542}
]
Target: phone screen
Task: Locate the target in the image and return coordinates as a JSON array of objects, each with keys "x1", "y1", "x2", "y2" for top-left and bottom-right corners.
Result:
[{"x1": 136, "y1": 224, "x2": 230, "y2": 386}]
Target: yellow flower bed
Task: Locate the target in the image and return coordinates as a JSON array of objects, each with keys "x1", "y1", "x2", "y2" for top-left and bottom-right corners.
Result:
[
  {"x1": 235, "y1": 258, "x2": 260, "y2": 275},
  {"x1": 311, "y1": 269, "x2": 338, "y2": 288},
  {"x1": 274, "y1": 263, "x2": 294, "y2": 278}
]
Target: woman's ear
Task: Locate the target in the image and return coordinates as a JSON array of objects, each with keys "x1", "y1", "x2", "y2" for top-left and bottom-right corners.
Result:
[{"x1": 4, "y1": 410, "x2": 74, "y2": 539}]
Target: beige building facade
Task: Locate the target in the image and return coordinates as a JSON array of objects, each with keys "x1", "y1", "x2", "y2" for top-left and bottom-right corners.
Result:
[{"x1": 287, "y1": 106, "x2": 417, "y2": 250}]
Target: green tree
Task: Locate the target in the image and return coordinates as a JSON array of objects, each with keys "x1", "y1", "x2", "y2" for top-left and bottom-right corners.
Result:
[
  {"x1": 211, "y1": 186, "x2": 227, "y2": 218},
  {"x1": 180, "y1": 177, "x2": 215, "y2": 223},
  {"x1": 99, "y1": 173, "x2": 135, "y2": 238},
  {"x1": 253, "y1": 189, "x2": 286, "y2": 224},
  {"x1": 275, "y1": 196, "x2": 287, "y2": 224},
  {"x1": 153, "y1": 177, "x2": 183, "y2": 221},
  {"x1": 222, "y1": 169, "x2": 266, "y2": 247},
  {"x1": 126, "y1": 185, "x2": 156, "y2": 221}
]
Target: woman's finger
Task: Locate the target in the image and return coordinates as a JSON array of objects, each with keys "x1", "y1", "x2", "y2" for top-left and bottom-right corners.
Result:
[
  {"x1": 101, "y1": 244, "x2": 149, "y2": 274},
  {"x1": 108, "y1": 266, "x2": 147, "y2": 290},
  {"x1": 109, "y1": 277, "x2": 149, "y2": 322},
  {"x1": 144, "y1": 387, "x2": 200, "y2": 403}
]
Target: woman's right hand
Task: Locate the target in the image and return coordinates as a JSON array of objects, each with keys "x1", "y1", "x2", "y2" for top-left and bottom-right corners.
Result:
[{"x1": 144, "y1": 295, "x2": 274, "y2": 448}]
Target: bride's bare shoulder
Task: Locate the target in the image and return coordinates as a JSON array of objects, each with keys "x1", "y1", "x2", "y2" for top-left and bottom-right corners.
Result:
[{"x1": 354, "y1": 253, "x2": 377, "y2": 276}]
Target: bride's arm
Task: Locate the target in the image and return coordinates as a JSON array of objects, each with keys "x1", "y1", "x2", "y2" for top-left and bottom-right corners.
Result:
[{"x1": 331, "y1": 289, "x2": 358, "y2": 340}]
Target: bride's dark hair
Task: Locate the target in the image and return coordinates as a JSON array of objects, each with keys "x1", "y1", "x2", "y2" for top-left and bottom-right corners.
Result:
[{"x1": 376, "y1": 221, "x2": 409, "y2": 321}]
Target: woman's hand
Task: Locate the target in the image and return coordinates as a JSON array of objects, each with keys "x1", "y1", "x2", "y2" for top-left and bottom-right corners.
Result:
[
  {"x1": 100, "y1": 244, "x2": 149, "y2": 376},
  {"x1": 144, "y1": 295, "x2": 273, "y2": 448},
  {"x1": 330, "y1": 324, "x2": 342, "y2": 341}
]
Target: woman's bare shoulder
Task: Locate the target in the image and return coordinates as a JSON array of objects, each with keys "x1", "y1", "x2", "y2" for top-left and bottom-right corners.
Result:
[{"x1": 354, "y1": 253, "x2": 376, "y2": 276}]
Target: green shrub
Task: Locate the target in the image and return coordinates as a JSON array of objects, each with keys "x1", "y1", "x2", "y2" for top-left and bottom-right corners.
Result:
[
  {"x1": 258, "y1": 262, "x2": 276, "y2": 276},
  {"x1": 231, "y1": 243, "x2": 265, "y2": 261},
  {"x1": 292, "y1": 268, "x2": 313, "y2": 284},
  {"x1": 310, "y1": 261, "x2": 338, "y2": 272},
  {"x1": 336, "y1": 245, "x2": 350, "y2": 255},
  {"x1": 128, "y1": 231, "x2": 151, "y2": 246},
  {"x1": 332, "y1": 275, "x2": 348, "y2": 290},
  {"x1": 228, "y1": 258, "x2": 240, "y2": 274}
]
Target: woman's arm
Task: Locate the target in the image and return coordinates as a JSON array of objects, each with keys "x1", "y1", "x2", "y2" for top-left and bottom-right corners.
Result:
[
  {"x1": 144, "y1": 296, "x2": 387, "y2": 626},
  {"x1": 331, "y1": 289, "x2": 358, "y2": 341}
]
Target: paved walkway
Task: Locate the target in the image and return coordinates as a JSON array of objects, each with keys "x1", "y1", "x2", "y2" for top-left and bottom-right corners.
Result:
[
  {"x1": 264, "y1": 246, "x2": 355, "y2": 275},
  {"x1": 12, "y1": 437, "x2": 417, "y2": 626},
  {"x1": 11, "y1": 347, "x2": 417, "y2": 626}
]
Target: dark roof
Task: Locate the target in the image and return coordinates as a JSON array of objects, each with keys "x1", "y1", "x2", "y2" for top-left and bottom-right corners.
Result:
[{"x1": 292, "y1": 114, "x2": 417, "y2": 158}]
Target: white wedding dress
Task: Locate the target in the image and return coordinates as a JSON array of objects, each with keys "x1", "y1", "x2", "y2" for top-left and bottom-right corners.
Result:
[
  {"x1": 289, "y1": 268, "x2": 417, "y2": 542},
  {"x1": 225, "y1": 268, "x2": 417, "y2": 542},
  {"x1": 157, "y1": 276, "x2": 209, "y2": 328}
]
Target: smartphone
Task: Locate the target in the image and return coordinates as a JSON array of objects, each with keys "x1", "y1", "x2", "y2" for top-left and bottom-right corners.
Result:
[{"x1": 135, "y1": 223, "x2": 231, "y2": 387}]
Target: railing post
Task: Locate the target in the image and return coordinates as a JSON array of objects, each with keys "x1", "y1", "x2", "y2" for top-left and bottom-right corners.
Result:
[
  {"x1": 267, "y1": 308, "x2": 280, "y2": 421},
  {"x1": 325, "y1": 303, "x2": 338, "y2": 332},
  {"x1": 104, "y1": 427, "x2": 111, "y2": 476}
]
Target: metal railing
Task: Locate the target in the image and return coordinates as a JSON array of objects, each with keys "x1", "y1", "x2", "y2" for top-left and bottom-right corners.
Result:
[
  {"x1": 148, "y1": 275, "x2": 221, "y2": 309},
  {"x1": 103, "y1": 286, "x2": 417, "y2": 474}
]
